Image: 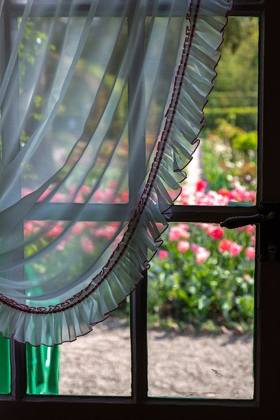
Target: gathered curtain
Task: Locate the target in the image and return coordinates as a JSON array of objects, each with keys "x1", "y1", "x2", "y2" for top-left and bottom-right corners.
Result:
[{"x1": 0, "y1": 0, "x2": 232, "y2": 346}]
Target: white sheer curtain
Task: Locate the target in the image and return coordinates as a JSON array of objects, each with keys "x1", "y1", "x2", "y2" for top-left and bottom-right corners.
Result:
[{"x1": 0, "y1": 0, "x2": 232, "y2": 345}]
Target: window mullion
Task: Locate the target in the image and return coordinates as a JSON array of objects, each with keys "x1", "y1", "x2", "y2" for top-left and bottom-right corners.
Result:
[
  {"x1": 0, "y1": 8, "x2": 27, "y2": 400},
  {"x1": 128, "y1": 5, "x2": 148, "y2": 403}
]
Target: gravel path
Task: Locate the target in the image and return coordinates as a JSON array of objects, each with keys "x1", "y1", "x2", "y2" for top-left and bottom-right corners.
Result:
[{"x1": 59, "y1": 318, "x2": 253, "y2": 399}]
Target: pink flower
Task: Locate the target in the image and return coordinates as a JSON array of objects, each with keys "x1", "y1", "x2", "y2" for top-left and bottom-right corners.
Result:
[
  {"x1": 169, "y1": 226, "x2": 189, "y2": 241},
  {"x1": 196, "y1": 223, "x2": 208, "y2": 230},
  {"x1": 85, "y1": 221, "x2": 95, "y2": 228},
  {"x1": 50, "y1": 192, "x2": 67, "y2": 203},
  {"x1": 108, "y1": 181, "x2": 117, "y2": 189},
  {"x1": 93, "y1": 190, "x2": 106, "y2": 202},
  {"x1": 158, "y1": 250, "x2": 169, "y2": 259},
  {"x1": 46, "y1": 224, "x2": 63, "y2": 238},
  {"x1": 56, "y1": 240, "x2": 67, "y2": 251},
  {"x1": 246, "y1": 225, "x2": 255, "y2": 234},
  {"x1": 22, "y1": 187, "x2": 33, "y2": 197},
  {"x1": 245, "y1": 246, "x2": 255, "y2": 259},
  {"x1": 178, "y1": 223, "x2": 189, "y2": 232},
  {"x1": 251, "y1": 235, "x2": 256, "y2": 244},
  {"x1": 72, "y1": 222, "x2": 84, "y2": 235},
  {"x1": 81, "y1": 237, "x2": 94, "y2": 253},
  {"x1": 94, "y1": 227, "x2": 113, "y2": 240},
  {"x1": 243, "y1": 274, "x2": 251, "y2": 281},
  {"x1": 219, "y1": 239, "x2": 231, "y2": 252},
  {"x1": 196, "y1": 190, "x2": 229, "y2": 206},
  {"x1": 120, "y1": 191, "x2": 129, "y2": 202},
  {"x1": 38, "y1": 188, "x2": 51, "y2": 202},
  {"x1": 24, "y1": 221, "x2": 35, "y2": 234},
  {"x1": 177, "y1": 241, "x2": 190, "y2": 253},
  {"x1": 230, "y1": 185, "x2": 256, "y2": 204},
  {"x1": 190, "y1": 243, "x2": 200, "y2": 252},
  {"x1": 229, "y1": 242, "x2": 243, "y2": 257},
  {"x1": 195, "y1": 248, "x2": 210, "y2": 264}
]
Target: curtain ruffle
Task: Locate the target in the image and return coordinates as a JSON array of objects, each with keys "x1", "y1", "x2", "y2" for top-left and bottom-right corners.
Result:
[{"x1": 0, "y1": 0, "x2": 233, "y2": 345}]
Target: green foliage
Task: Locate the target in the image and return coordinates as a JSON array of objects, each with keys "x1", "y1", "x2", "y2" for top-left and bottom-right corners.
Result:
[
  {"x1": 148, "y1": 223, "x2": 255, "y2": 332},
  {"x1": 200, "y1": 141, "x2": 231, "y2": 190},
  {"x1": 201, "y1": 116, "x2": 257, "y2": 191},
  {"x1": 233, "y1": 131, "x2": 257, "y2": 152},
  {"x1": 236, "y1": 295, "x2": 254, "y2": 319},
  {"x1": 204, "y1": 107, "x2": 258, "y2": 132},
  {"x1": 214, "y1": 119, "x2": 245, "y2": 142},
  {"x1": 215, "y1": 17, "x2": 259, "y2": 94}
]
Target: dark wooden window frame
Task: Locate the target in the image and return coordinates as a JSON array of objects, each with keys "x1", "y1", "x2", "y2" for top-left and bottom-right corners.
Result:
[{"x1": 1, "y1": 0, "x2": 280, "y2": 419}]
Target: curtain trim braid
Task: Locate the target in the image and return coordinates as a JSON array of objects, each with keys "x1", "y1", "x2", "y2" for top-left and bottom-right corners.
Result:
[{"x1": 0, "y1": 0, "x2": 233, "y2": 345}]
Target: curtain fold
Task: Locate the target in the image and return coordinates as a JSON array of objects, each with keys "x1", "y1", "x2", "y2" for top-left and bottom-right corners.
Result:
[{"x1": 0, "y1": 0, "x2": 232, "y2": 345}]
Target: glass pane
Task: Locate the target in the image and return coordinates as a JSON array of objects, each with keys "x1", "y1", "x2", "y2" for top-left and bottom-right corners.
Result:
[
  {"x1": 26, "y1": 302, "x2": 131, "y2": 396},
  {"x1": 148, "y1": 222, "x2": 255, "y2": 399},
  {"x1": 0, "y1": 240, "x2": 11, "y2": 394},
  {"x1": 0, "y1": 334, "x2": 11, "y2": 394},
  {"x1": 59, "y1": 311, "x2": 131, "y2": 396},
  {"x1": 18, "y1": 16, "x2": 129, "y2": 203},
  {"x1": 175, "y1": 17, "x2": 259, "y2": 206}
]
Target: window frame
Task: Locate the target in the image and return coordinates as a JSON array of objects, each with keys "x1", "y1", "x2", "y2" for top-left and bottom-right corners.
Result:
[{"x1": 2, "y1": 0, "x2": 280, "y2": 418}]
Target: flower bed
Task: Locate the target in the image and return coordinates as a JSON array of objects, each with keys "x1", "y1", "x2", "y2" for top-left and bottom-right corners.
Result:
[{"x1": 148, "y1": 181, "x2": 256, "y2": 332}]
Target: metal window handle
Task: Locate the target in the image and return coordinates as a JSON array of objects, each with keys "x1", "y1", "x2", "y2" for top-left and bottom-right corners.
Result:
[{"x1": 220, "y1": 212, "x2": 276, "y2": 230}]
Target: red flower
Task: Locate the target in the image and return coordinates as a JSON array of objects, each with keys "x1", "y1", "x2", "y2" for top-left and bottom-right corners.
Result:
[
  {"x1": 196, "y1": 180, "x2": 207, "y2": 192},
  {"x1": 218, "y1": 188, "x2": 231, "y2": 198},
  {"x1": 219, "y1": 239, "x2": 243, "y2": 256},
  {"x1": 207, "y1": 226, "x2": 224, "y2": 240},
  {"x1": 219, "y1": 239, "x2": 231, "y2": 252}
]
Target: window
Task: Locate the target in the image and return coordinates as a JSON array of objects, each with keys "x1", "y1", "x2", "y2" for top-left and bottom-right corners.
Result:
[{"x1": 1, "y1": 0, "x2": 280, "y2": 419}]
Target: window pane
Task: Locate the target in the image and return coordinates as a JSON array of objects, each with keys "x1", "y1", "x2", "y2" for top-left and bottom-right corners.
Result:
[
  {"x1": 27, "y1": 302, "x2": 131, "y2": 396},
  {"x1": 148, "y1": 222, "x2": 255, "y2": 399},
  {"x1": 175, "y1": 17, "x2": 259, "y2": 206},
  {"x1": 18, "y1": 16, "x2": 129, "y2": 204},
  {"x1": 0, "y1": 239, "x2": 11, "y2": 394},
  {"x1": 24, "y1": 218, "x2": 131, "y2": 396},
  {"x1": 0, "y1": 334, "x2": 11, "y2": 394},
  {"x1": 59, "y1": 311, "x2": 131, "y2": 396}
]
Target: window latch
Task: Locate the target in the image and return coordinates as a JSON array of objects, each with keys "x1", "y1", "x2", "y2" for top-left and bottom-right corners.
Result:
[{"x1": 220, "y1": 212, "x2": 276, "y2": 230}]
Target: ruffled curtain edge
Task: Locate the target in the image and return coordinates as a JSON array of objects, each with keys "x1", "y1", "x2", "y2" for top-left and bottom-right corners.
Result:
[{"x1": 0, "y1": 0, "x2": 233, "y2": 346}]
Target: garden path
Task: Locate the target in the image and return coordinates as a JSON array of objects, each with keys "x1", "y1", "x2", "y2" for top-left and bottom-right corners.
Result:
[
  {"x1": 184, "y1": 147, "x2": 202, "y2": 196},
  {"x1": 59, "y1": 318, "x2": 253, "y2": 399}
]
